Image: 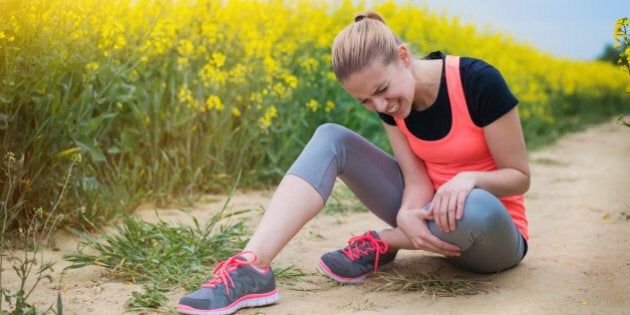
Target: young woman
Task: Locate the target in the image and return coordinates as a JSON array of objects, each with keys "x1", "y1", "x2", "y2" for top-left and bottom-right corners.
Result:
[{"x1": 177, "y1": 10, "x2": 530, "y2": 315}]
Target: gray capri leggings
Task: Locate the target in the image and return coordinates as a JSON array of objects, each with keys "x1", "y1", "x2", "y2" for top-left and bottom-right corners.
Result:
[{"x1": 287, "y1": 123, "x2": 526, "y2": 273}]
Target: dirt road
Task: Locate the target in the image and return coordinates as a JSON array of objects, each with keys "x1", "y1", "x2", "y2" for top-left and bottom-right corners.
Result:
[{"x1": 5, "y1": 119, "x2": 629, "y2": 314}]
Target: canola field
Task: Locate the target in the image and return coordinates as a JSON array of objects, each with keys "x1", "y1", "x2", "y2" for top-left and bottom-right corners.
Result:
[{"x1": 1, "y1": 0, "x2": 627, "y2": 227}]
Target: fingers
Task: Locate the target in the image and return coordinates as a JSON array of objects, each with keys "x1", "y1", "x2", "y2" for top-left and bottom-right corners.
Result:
[
  {"x1": 430, "y1": 195, "x2": 455, "y2": 233},
  {"x1": 412, "y1": 216, "x2": 460, "y2": 257},
  {"x1": 398, "y1": 209, "x2": 461, "y2": 257},
  {"x1": 419, "y1": 228, "x2": 460, "y2": 257},
  {"x1": 455, "y1": 191, "x2": 466, "y2": 221},
  {"x1": 446, "y1": 195, "x2": 458, "y2": 232},
  {"x1": 431, "y1": 190, "x2": 468, "y2": 233}
]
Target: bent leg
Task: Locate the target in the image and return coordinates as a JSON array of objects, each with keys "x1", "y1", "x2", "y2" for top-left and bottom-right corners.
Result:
[
  {"x1": 287, "y1": 123, "x2": 404, "y2": 226},
  {"x1": 246, "y1": 124, "x2": 403, "y2": 267},
  {"x1": 427, "y1": 189, "x2": 526, "y2": 273}
]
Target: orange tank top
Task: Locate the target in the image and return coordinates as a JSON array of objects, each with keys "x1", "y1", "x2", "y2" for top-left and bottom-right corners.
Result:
[{"x1": 393, "y1": 56, "x2": 528, "y2": 240}]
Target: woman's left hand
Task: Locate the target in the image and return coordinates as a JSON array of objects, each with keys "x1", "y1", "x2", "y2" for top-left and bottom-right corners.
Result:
[{"x1": 428, "y1": 172, "x2": 476, "y2": 233}]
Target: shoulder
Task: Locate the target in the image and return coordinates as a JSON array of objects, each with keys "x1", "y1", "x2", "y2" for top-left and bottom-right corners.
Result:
[
  {"x1": 457, "y1": 56, "x2": 518, "y2": 127},
  {"x1": 459, "y1": 57, "x2": 505, "y2": 85}
]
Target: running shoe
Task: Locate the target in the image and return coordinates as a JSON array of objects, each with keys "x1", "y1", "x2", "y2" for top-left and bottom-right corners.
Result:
[
  {"x1": 177, "y1": 251, "x2": 279, "y2": 315},
  {"x1": 318, "y1": 230, "x2": 396, "y2": 283}
]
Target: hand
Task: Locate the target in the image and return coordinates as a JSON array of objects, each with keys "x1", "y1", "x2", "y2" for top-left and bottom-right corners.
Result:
[
  {"x1": 396, "y1": 208, "x2": 460, "y2": 257},
  {"x1": 429, "y1": 172, "x2": 476, "y2": 233}
]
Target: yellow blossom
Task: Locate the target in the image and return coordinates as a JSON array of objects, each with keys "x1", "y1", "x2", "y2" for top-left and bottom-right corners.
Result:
[
  {"x1": 259, "y1": 106, "x2": 278, "y2": 128},
  {"x1": 325, "y1": 101, "x2": 335, "y2": 112},
  {"x1": 305, "y1": 99, "x2": 320, "y2": 112},
  {"x1": 86, "y1": 62, "x2": 99, "y2": 71},
  {"x1": 205, "y1": 95, "x2": 224, "y2": 111}
]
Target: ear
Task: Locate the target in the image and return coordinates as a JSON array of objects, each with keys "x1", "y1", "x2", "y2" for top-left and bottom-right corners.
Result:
[{"x1": 397, "y1": 45, "x2": 411, "y2": 67}]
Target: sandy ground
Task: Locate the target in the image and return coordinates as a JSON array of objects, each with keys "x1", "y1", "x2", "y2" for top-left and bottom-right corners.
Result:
[{"x1": 3, "y1": 119, "x2": 629, "y2": 314}]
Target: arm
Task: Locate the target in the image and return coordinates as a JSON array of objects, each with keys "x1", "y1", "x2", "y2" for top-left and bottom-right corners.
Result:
[
  {"x1": 476, "y1": 107, "x2": 530, "y2": 196},
  {"x1": 430, "y1": 107, "x2": 530, "y2": 232},
  {"x1": 384, "y1": 123, "x2": 461, "y2": 256},
  {"x1": 384, "y1": 122, "x2": 433, "y2": 210}
]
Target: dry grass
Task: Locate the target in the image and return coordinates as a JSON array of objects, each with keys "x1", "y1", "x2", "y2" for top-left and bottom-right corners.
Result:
[{"x1": 374, "y1": 268, "x2": 491, "y2": 297}]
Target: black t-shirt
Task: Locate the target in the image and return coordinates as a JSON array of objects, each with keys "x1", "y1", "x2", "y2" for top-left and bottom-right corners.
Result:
[{"x1": 378, "y1": 52, "x2": 518, "y2": 140}]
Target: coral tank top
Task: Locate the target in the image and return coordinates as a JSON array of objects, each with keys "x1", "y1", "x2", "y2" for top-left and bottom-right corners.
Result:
[{"x1": 393, "y1": 56, "x2": 528, "y2": 240}]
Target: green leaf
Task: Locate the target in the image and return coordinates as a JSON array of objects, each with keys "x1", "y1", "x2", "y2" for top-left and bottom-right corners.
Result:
[{"x1": 73, "y1": 137, "x2": 106, "y2": 162}]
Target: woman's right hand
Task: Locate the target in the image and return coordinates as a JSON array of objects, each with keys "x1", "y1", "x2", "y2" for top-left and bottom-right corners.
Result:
[{"x1": 396, "y1": 208, "x2": 461, "y2": 257}]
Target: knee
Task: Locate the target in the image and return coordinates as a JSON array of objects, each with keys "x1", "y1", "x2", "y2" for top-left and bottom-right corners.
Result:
[
  {"x1": 312, "y1": 123, "x2": 353, "y2": 146},
  {"x1": 460, "y1": 189, "x2": 509, "y2": 229}
]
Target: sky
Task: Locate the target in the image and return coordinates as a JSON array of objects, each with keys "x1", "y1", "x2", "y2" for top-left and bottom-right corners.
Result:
[{"x1": 414, "y1": 0, "x2": 630, "y2": 61}]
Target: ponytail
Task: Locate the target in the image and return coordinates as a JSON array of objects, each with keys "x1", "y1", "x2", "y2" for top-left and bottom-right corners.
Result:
[{"x1": 332, "y1": 10, "x2": 403, "y2": 82}]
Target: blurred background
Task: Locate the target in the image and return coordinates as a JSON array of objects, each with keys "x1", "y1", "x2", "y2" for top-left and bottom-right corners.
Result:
[{"x1": 418, "y1": 0, "x2": 629, "y2": 61}]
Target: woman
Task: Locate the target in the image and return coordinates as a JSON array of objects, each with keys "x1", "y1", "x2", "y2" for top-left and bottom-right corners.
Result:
[{"x1": 177, "y1": 10, "x2": 530, "y2": 315}]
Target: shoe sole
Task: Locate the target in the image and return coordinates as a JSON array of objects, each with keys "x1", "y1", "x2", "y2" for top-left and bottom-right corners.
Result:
[
  {"x1": 317, "y1": 258, "x2": 394, "y2": 284},
  {"x1": 176, "y1": 289, "x2": 279, "y2": 315}
]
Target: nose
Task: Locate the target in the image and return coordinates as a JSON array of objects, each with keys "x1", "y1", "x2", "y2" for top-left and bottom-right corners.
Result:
[{"x1": 372, "y1": 97, "x2": 388, "y2": 112}]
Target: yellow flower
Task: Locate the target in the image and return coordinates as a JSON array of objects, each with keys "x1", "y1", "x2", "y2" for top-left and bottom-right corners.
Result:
[
  {"x1": 86, "y1": 62, "x2": 99, "y2": 71},
  {"x1": 211, "y1": 53, "x2": 226, "y2": 68},
  {"x1": 259, "y1": 106, "x2": 278, "y2": 128},
  {"x1": 305, "y1": 99, "x2": 320, "y2": 112},
  {"x1": 325, "y1": 101, "x2": 335, "y2": 112},
  {"x1": 205, "y1": 95, "x2": 224, "y2": 111},
  {"x1": 232, "y1": 108, "x2": 241, "y2": 117}
]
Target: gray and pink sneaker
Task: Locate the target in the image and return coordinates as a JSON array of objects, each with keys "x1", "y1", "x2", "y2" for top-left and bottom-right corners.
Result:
[
  {"x1": 318, "y1": 230, "x2": 396, "y2": 283},
  {"x1": 177, "y1": 251, "x2": 279, "y2": 315}
]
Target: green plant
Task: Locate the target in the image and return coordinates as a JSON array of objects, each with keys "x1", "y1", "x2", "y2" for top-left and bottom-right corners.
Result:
[
  {"x1": 64, "y1": 186, "x2": 309, "y2": 312},
  {"x1": 64, "y1": 204, "x2": 250, "y2": 312},
  {"x1": 322, "y1": 182, "x2": 368, "y2": 215},
  {"x1": 2, "y1": 0, "x2": 629, "y2": 235},
  {"x1": 613, "y1": 17, "x2": 630, "y2": 127},
  {"x1": 63, "y1": 205, "x2": 250, "y2": 291},
  {"x1": 613, "y1": 17, "x2": 630, "y2": 75},
  {"x1": 124, "y1": 283, "x2": 171, "y2": 313},
  {"x1": 0, "y1": 152, "x2": 78, "y2": 314}
]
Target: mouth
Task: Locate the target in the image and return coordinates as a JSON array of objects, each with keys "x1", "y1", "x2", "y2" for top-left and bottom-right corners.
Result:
[{"x1": 386, "y1": 101, "x2": 400, "y2": 114}]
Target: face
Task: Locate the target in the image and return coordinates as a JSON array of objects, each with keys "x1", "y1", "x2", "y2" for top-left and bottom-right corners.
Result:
[{"x1": 340, "y1": 48, "x2": 415, "y2": 119}]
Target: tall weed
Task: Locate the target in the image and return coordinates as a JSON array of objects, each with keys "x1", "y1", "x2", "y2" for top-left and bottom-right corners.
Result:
[{"x1": 0, "y1": 152, "x2": 78, "y2": 313}]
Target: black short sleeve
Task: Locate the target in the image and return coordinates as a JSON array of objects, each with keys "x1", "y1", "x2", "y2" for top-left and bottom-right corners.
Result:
[
  {"x1": 375, "y1": 54, "x2": 519, "y2": 138},
  {"x1": 460, "y1": 58, "x2": 518, "y2": 127}
]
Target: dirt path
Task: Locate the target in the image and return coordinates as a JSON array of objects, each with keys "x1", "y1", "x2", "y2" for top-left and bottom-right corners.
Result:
[{"x1": 4, "y1": 119, "x2": 629, "y2": 314}]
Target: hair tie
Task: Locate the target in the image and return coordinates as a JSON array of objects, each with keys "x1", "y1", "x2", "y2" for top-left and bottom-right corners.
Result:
[{"x1": 354, "y1": 14, "x2": 366, "y2": 22}]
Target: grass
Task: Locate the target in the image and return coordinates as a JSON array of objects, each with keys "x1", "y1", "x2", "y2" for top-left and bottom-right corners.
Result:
[
  {"x1": 374, "y1": 268, "x2": 491, "y2": 297},
  {"x1": 62, "y1": 186, "x2": 311, "y2": 312},
  {"x1": 322, "y1": 181, "x2": 368, "y2": 215},
  {"x1": 66, "y1": 207, "x2": 245, "y2": 282},
  {"x1": 0, "y1": 152, "x2": 79, "y2": 314},
  {"x1": 62, "y1": 187, "x2": 250, "y2": 312}
]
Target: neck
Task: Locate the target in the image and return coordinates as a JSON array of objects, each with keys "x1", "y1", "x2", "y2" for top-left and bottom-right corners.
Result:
[{"x1": 411, "y1": 59, "x2": 442, "y2": 111}]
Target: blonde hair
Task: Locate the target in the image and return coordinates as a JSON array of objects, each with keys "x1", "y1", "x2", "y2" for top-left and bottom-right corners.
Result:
[{"x1": 332, "y1": 10, "x2": 404, "y2": 82}]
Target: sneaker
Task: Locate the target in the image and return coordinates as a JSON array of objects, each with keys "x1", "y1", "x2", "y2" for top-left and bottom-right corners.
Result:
[
  {"x1": 318, "y1": 230, "x2": 396, "y2": 283},
  {"x1": 177, "y1": 251, "x2": 279, "y2": 315}
]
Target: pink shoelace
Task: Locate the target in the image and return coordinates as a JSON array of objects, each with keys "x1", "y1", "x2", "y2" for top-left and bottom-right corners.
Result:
[
  {"x1": 341, "y1": 231, "x2": 389, "y2": 273},
  {"x1": 200, "y1": 251, "x2": 257, "y2": 295}
]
